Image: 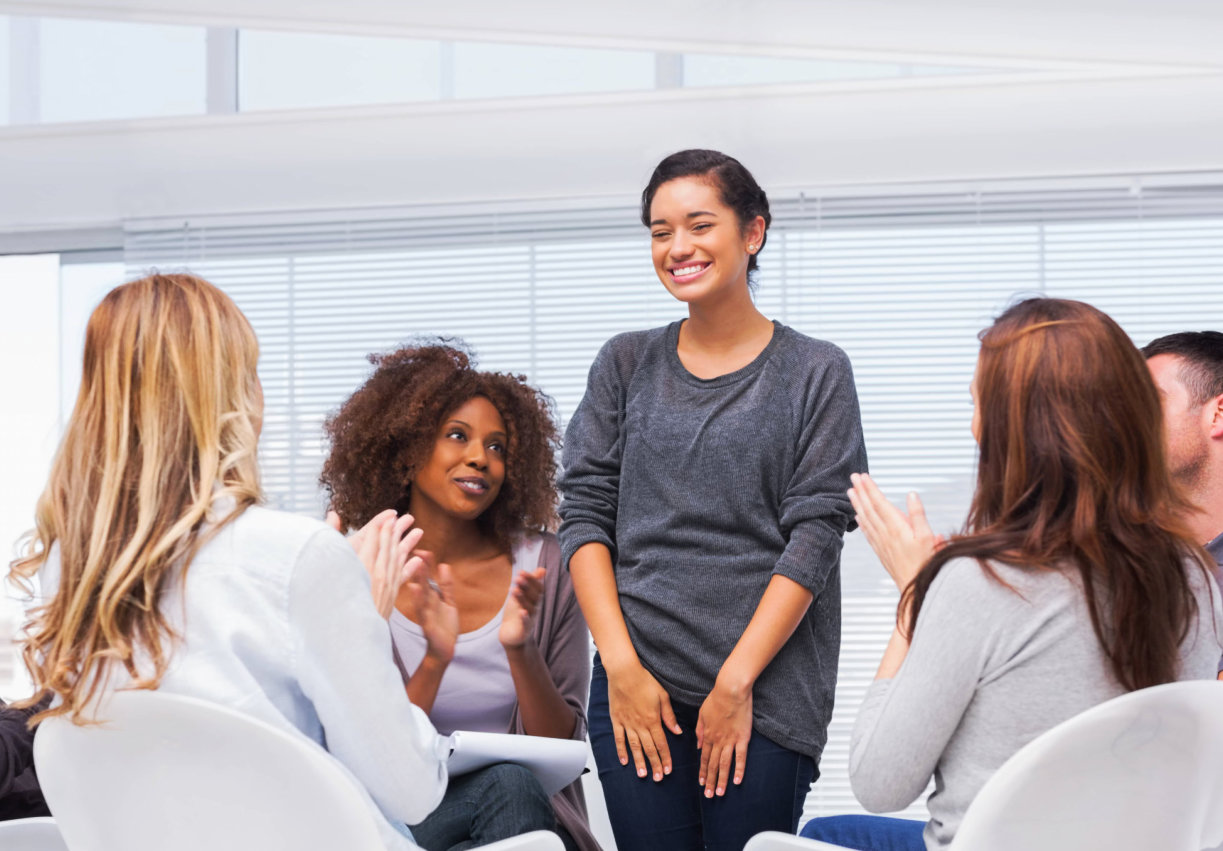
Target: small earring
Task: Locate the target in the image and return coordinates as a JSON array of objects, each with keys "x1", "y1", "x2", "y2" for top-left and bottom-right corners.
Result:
[{"x1": 747, "y1": 244, "x2": 756, "y2": 252}]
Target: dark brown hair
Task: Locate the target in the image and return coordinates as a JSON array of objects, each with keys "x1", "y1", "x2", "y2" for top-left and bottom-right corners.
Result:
[
  {"x1": 1142, "y1": 330, "x2": 1223, "y2": 406},
  {"x1": 320, "y1": 342, "x2": 559, "y2": 551},
  {"x1": 903, "y1": 298, "x2": 1212, "y2": 691}
]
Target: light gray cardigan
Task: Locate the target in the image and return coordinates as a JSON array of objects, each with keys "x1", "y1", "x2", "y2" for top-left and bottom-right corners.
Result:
[{"x1": 850, "y1": 556, "x2": 1223, "y2": 850}]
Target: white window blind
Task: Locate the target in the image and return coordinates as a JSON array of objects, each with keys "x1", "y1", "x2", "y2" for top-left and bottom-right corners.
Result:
[{"x1": 124, "y1": 176, "x2": 1223, "y2": 823}]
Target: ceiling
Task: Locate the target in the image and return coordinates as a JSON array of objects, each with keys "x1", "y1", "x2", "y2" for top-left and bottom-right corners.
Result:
[{"x1": 2, "y1": 0, "x2": 1221, "y2": 240}]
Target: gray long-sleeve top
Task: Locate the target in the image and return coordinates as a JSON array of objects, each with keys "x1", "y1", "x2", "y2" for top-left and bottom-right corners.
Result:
[
  {"x1": 558, "y1": 320, "x2": 867, "y2": 760},
  {"x1": 850, "y1": 556, "x2": 1223, "y2": 850}
]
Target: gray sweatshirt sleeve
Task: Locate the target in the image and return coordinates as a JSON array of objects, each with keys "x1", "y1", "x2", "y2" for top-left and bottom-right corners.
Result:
[
  {"x1": 848, "y1": 559, "x2": 995, "y2": 812},
  {"x1": 557, "y1": 338, "x2": 629, "y2": 569},
  {"x1": 772, "y1": 346, "x2": 867, "y2": 593}
]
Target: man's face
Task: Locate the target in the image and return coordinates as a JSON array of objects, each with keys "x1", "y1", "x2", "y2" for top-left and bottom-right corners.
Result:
[{"x1": 1147, "y1": 354, "x2": 1211, "y2": 486}]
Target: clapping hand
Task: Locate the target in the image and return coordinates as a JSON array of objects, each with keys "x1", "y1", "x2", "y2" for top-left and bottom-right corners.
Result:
[
  {"x1": 402, "y1": 552, "x2": 460, "y2": 665},
  {"x1": 847, "y1": 473, "x2": 944, "y2": 591},
  {"x1": 499, "y1": 567, "x2": 546, "y2": 650},
  {"x1": 327, "y1": 509, "x2": 424, "y2": 619}
]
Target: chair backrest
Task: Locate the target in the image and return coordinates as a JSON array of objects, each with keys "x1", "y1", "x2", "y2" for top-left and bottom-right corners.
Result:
[
  {"x1": 33, "y1": 690, "x2": 387, "y2": 851},
  {"x1": 952, "y1": 680, "x2": 1223, "y2": 851},
  {"x1": 0, "y1": 817, "x2": 70, "y2": 851}
]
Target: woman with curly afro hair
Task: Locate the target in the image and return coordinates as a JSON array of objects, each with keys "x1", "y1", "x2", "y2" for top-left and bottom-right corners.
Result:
[{"x1": 321, "y1": 342, "x2": 599, "y2": 851}]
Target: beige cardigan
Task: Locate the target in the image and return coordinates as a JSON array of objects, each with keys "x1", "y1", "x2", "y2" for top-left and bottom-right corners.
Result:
[{"x1": 508, "y1": 532, "x2": 601, "y2": 851}]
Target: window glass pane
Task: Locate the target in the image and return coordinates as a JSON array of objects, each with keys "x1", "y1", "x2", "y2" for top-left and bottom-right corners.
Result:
[
  {"x1": 683, "y1": 53, "x2": 983, "y2": 87},
  {"x1": 452, "y1": 43, "x2": 654, "y2": 100},
  {"x1": 0, "y1": 16, "x2": 10, "y2": 124},
  {"x1": 39, "y1": 18, "x2": 205, "y2": 123},
  {"x1": 686, "y1": 54, "x2": 900, "y2": 86},
  {"x1": 239, "y1": 31, "x2": 441, "y2": 111}
]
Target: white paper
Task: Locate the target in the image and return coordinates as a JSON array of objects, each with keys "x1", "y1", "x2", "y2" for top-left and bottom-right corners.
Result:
[{"x1": 446, "y1": 730, "x2": 588, "y2": 797}]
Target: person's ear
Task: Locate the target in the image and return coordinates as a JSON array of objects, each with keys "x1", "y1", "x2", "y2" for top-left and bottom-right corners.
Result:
[
  {"x1": 745, "y1": 216, "x2": 766, "y2": 254},
  {"x1": 1208, "y1": 393, "x2": 1223, "y2": 440}
]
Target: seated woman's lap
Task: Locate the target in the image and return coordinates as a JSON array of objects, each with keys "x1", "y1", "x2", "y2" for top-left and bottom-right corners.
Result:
[
  {"x1": 588, "y1": 658, "x2": 816, "y2": 851},
  {"x1": 800, "y1": 814, "x2": 926, "y2": 851},
  {"x1": 410, "y1": 762, "x2": 556, "y2": 851}
]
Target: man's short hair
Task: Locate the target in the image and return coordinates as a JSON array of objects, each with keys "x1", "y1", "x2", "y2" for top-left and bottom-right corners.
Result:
[{"x1": 1143, "y1": 331, "x2": 1223, "y2": 406}]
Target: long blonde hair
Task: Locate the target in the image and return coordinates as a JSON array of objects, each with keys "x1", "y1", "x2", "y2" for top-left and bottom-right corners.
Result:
[{"x1": 10, "y1": 273, "x2": 263, "y2": 721}]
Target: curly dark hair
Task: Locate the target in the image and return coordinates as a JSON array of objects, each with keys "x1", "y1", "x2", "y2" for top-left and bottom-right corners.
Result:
[{"x1": 320, "y1": 341, "x2": 560, "y2": 551}]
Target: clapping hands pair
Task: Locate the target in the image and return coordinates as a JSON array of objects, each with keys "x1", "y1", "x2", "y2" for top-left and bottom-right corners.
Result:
[
  {"x1": 326, "y1": 509, "x2": 423, "y2": 618},
  {"x1": 326, "y1": 509, "x2": 546, "y2": 659}
]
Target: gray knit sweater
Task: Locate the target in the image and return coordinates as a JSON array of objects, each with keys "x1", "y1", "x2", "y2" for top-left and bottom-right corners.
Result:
[{"x1": 558, "y1": 320, "x2": 867, "y2": 760}]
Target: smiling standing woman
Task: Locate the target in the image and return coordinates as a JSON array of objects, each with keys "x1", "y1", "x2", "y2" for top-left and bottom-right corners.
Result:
[{"x1": 559, "y1": 150, "x2": 868, "y2": 849}]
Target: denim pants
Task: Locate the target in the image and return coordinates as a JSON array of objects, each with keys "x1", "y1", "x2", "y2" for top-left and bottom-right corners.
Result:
[
  {"x1": 589, "y1": 657, "x2": 817, "y2": 851},
  {"x1": 411, "y1": 762, "x2": 558, "y2": 851},
  {"x1": 800, "y1": 815, "x2": 927, "y2": 851}
]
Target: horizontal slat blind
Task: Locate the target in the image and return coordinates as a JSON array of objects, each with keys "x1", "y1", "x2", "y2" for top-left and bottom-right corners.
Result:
[{"x1": 125, "y1": 176, "x2": 1223, "y2": 825}]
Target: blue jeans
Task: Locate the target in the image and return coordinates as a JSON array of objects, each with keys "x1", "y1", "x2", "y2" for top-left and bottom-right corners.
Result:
[
  {"x1": 589, "y1": 656, "x2": 817, "y2": 851},
  {"x1": 800, "y1": 815, "x2": 926, "y2": 851},
  {"x1": 411, "y1": 762, "x2": 558, "y2": 851}
]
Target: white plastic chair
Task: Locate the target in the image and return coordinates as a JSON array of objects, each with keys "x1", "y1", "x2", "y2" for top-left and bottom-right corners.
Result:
[
  {"x1": 951, "y1": 679, "x2": 1223, "y2": 851},
  {"x1": 34, "y1": 690, "x2": 562, "y2": 850},
  {"x1": 748, "y1": 680, "x2": 1223, "y2": 851},
  {"x1": 0, "y1": 817, "x2": 69, "y2": 851}
]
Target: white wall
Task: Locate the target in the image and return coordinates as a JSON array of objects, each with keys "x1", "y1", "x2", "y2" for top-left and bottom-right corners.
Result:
[
  {"x1": 0, "y1": 253, "x2": 59, "y2": 700},
  {"x1": 0, "y1": 256, "x2": 121, "y2": 700}
]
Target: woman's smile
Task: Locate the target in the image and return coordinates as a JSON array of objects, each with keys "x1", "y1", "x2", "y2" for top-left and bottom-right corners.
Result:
[
  {"x1": 453, "y1": 476, "x2": 490, "y2": 496},
  {"x1": 668, "y1": 262, "x2": 712, "y2": 284}
]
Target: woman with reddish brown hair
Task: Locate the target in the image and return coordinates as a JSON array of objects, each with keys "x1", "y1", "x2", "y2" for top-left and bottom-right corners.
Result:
[
  {"x1": 321, "y1": 342, "x2": 598, "y2": 851},
  {"x1": 802, "y1": 297, "x2": 1223, "y2": 851}
]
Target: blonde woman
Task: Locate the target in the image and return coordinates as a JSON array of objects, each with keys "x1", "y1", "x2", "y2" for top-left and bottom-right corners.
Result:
[{"x1": 10, "y1": 274, "x2": 446, "y2": 849}]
